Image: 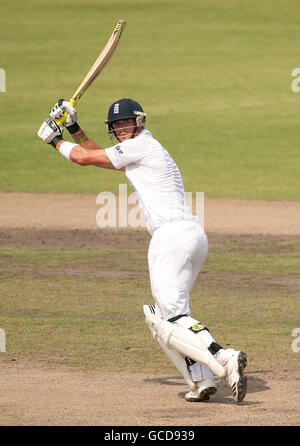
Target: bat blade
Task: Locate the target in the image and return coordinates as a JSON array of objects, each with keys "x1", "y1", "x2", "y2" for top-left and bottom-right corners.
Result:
[
  {"x1": 72, "y1": 19, "x2": 126, "y2": 103},
  {"x1": 56, "y1": 19, "x2": 126, "y2": 126}
]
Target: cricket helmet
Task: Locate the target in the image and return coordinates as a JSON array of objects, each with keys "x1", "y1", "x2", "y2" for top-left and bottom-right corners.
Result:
[{"x1": 105, "y1": 98, "x2": 146, "y2": 140}]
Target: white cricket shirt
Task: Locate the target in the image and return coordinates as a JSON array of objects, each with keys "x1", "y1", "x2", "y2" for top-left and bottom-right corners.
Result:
[{"x1": 105, "y1": 129, "x2": 198, "y2": 235}]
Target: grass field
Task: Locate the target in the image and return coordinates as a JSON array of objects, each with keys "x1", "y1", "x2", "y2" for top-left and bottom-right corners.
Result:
[
  {"x1": 1, "y1": 0, "x2": 300, "y2": 199},
  {"x1": 0, "y1": 229, "x2": 299, "y2": 374}
]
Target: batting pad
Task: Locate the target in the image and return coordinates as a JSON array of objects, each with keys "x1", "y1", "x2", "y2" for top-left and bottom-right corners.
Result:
[{"x1": 143, "y1": 305, "x2": 226, "y2": 378}]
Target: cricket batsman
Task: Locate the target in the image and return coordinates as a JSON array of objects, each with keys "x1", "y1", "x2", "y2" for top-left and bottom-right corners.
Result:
[{"x1": 38, "y1": 98, "x2": 247, "y2": 402}]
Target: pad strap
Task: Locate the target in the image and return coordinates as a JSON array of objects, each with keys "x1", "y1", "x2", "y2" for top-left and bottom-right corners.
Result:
[
  {"x1": 208, "y1": 342, "x2": 223, "y2": 355},
  {"x1": 168, "y1": 314, "x2": 187, "y2": 323}
]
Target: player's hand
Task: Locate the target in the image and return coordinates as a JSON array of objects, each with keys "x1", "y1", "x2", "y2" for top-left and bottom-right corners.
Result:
[
  {"x1": 37, "y1": 118, "x2": 63, "y2": 147},
  {"x1": 50, "y1": 99, "x2": 78, "y2": 128}
]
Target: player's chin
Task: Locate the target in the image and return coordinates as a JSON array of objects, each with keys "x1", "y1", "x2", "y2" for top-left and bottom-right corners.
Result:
[{"x1": 118, "y1": 134, "x2": 131, "y2": 142}]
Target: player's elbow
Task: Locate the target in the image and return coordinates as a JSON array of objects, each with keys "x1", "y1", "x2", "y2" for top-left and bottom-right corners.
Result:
[{"x1": 71, "y1": 150, "x2": 89, "y2": 166}]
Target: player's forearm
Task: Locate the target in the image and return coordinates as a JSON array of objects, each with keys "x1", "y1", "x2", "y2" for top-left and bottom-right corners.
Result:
[
  {"x1": 72, "y1": 146, "x2": 116, "y2": 169},
  {"x1": 70, "y1": 128, "x2": 101, "y2": 150},
  {"x1": 56, "y1": 140, "x2": 116, "y2": 169}
]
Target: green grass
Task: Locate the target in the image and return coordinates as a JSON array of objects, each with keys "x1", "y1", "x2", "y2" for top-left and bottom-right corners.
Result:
[
  {"x1": 205, "y1": 251, "x2": 300, "y2": 275},
  {"x1": 1, "y1": 0, "x2": 300, "y2": 199},
  {"x1": 0, "y1": 245, "x2": 148, "y2": 271},
  {"x1": 0, "y1": 232, "x2": 299, "y2": 373}
]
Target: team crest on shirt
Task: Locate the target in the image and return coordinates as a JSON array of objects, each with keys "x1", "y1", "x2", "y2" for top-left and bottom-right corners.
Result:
[{"x1": 114, "y1": 145, "x2": 123, "y2": 155}]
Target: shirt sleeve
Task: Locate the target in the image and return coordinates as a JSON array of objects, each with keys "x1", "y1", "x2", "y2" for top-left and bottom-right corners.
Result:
[{"x1": 105, "y1": 136, "x2": 147, "y2": 170}]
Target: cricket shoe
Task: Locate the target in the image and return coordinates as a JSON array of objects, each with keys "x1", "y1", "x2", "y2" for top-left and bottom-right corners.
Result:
[
  {"x1": 224, "y1": 350, "x2": 247, "y2": 402},
  {"x1": 185, "y1": 378, "x2": 217, "y2": 402}
]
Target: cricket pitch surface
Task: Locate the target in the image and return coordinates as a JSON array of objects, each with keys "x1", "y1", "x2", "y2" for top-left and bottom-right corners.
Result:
[{"x1": 0, "y1": 192, "x2": 299, "y2": 426}]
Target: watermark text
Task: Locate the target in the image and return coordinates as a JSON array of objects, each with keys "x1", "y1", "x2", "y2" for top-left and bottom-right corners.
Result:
[
  {"x1": 0, "y1": 68, "x2": 5, "y2": 92},
  {"x1": 291, "y1": 68, "x2": 300, "y2": 92},
  {"x1": 96, "y1": 184, "x2": 204, "y2": 229},
  {"x1": 291, "y1": 328, "x2": 300, "y2": 353},
  {"x1": 0, "y1": 328, "x2": 6, "y2": 352}
]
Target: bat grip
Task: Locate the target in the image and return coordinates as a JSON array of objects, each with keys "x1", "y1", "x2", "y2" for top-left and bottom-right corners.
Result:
[
  {"x1": 55, "y1": 97, "x2": 79, "y2": 127},
  {"x1": 69, "y1": 97, "x2": 78, "y2": 107}
]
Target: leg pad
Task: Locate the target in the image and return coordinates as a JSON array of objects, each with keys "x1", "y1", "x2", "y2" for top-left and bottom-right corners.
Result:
[{"x1": 143, "y1": 305, "x2": 226, "y2": 378}]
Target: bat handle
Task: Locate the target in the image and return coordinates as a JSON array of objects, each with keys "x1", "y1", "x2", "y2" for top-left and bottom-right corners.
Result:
[
  {"x1": 55, "y1": 97, "x2": 79, "y2": 127},
  {"x1": 69, "y1": 97, "x2": 78, "y2": 107}
]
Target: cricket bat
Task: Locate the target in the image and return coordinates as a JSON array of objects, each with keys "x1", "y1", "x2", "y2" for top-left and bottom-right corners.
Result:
[{"x1": 56, "y1": 19, "x2": 126, "y2": 127}]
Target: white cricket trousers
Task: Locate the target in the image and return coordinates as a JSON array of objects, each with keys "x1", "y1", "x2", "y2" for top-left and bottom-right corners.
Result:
[{"x1": 148, "y1": 220, "x2": 208, "y2": 321}]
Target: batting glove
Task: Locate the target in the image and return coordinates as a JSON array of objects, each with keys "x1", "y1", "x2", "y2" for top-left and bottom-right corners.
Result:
[
  {"x1": 50, "y1": 99, "x2": 80, "y2": 134},
  {"x1": 37, "y1": 118, "x2": 64, "y2": 148}
]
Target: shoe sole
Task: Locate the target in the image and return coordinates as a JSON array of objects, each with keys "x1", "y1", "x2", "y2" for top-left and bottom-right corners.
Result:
[
  {"x1": 235, "y1": 351, "x2": 247, "y2": 402},
  {"x1": 185, "y1": 386, "x2": 217, "y2": 402}
]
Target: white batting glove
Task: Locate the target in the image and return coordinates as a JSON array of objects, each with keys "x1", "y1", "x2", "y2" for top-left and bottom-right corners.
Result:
[
  {"x1": 50, "y1": 99, "x2": 78, "y2": 128},
  {"x1": 37, "y1": 118, "x2": 64, "y2": 147}
]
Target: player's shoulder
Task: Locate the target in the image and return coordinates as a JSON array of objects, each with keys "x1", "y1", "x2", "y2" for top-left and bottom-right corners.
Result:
[
  {"x1": 120, "y1": 129, "x2": 153, "y2": 150},
  {"x1": 133, "y1": 128, "x2": 153, "y2": 143}
]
